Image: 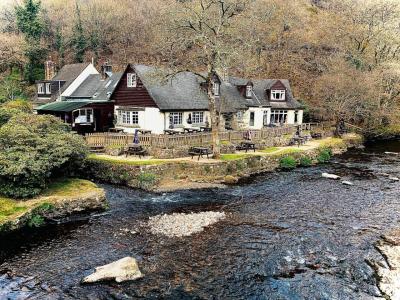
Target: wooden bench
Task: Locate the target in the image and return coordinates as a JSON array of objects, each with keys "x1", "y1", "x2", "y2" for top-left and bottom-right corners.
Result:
[{"x1": 188, "y1": 147, "x2": 211, "y2": 160}]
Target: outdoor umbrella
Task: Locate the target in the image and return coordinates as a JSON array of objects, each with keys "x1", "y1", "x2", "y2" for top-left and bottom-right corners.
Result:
[{"x1": 133, "y1": 129, "x2": 140, "y2": 144}]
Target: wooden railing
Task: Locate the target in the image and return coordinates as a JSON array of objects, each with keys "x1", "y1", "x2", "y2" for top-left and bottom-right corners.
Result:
[{"x1": 85, "y1": 123, "x2": 321, "y2": 148}]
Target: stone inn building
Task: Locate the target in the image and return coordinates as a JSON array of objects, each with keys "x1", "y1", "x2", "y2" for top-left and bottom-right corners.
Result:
[{"x1": 35, "y1": 62, "x2": 304, "y2": 134}]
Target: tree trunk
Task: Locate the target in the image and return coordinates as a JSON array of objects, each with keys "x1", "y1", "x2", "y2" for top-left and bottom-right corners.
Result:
[{"x1": 207, "y1": 71, "x2": 220, "y2": 159}]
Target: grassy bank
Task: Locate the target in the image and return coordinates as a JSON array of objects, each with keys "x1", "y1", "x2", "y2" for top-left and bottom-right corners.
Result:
[{"x1": 0, "y1": 178, "x2": 106, "y2": 232}]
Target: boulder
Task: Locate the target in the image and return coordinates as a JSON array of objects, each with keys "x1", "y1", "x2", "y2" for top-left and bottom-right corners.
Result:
[
  {"x1": 342, "y1": 181, "x2": 354, "y2": 186},
  {"x1": 322, "y1": 173, "x2": 340, "y2": 180},
  {"x1": 389, "y1": 176, "x2": 400, "y2": 182},
  {"x1": 82, "y1": 257, "x2": 143, "y2": 283}
]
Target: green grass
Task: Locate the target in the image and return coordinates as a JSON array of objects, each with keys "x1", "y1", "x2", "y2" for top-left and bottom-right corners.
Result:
[
  {"x1": 89, "y1": 154, "x2": 167, "y2": 166},
  {"x1": 0, "y1": 178, "x2": 101, "y2": 225},
  {"x1": 318, "y1": 137, "x2": 346, "y2": 149},
  {"x1": 260, "y1": 147, "x2": 279, "y2": 153},
  {"x1": 220, "y1": 153, "x2": 254, "y2": 161},
  {"x1": 270, "y1": 148, "x2": 303, "y2": 157}
]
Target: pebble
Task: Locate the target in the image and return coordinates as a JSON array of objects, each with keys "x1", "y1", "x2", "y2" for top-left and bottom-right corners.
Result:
[
  {"x1": 148, "y1": 211, "x2": 226, "y2": 237},
  {"x1": 322, "y1": 173, "x2": 340, "y2": 179},
  {"x1": 342, "y1": 181, "x2": 354, "y2": 186}
]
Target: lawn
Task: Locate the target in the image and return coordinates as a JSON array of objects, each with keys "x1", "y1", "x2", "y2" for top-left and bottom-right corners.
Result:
[
  {"x1": 0, "y1": 178, "x2": 101, "y2": 225},
  {"x1": 89, "y1": 154, "x2": 168, "y2": 166},
  {"x1": 220, "y1": 153, "x2": 254, "y2": 161},
  {"x1": 259, "y1": 147, "x2": 279, "y2": 153}
]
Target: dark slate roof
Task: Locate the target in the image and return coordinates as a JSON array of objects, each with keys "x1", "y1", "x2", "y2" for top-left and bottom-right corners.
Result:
[
  {"x1": 51, "y1": 63, "x2": 90, "y2": 98},
  {"x1": 134, "y1": 65, "x2": 209, "y2": 110},
  {"x1": 132, "y1": 64, "x2": 301, "y2": 112},
  {"x1": 69, "y1": 72, "x2": 123, "y2": 101}
]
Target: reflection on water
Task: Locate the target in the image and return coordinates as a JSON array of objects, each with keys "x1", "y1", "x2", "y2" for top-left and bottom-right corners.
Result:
[{"x1": 0, "y1": 140, "x2": 400, "y2": 299}]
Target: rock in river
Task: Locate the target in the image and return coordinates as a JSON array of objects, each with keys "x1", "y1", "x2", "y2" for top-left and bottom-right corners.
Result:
[
  {"x1": 342, "y1": 181, "x2": 354, "y2": 186},
  {"x1": 322, "y1": 173, "x2": 340, "y2": 180},
  {"x1": 82, "y1": 257, "x2": 143, "y2": 283}
]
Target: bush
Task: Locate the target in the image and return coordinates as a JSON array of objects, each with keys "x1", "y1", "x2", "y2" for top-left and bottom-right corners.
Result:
[
  {"x1": 0, "y1": 114, "x2": 88, "y2": 198},
  {"x1": 317, "y1": 148, "x2": 332, "y2": 163},
  {"x1": 137, "y1": 172, "x2": 157, "y2": 189},
  {"x1": 279, "y1": 155, "x2": 297, "y2": 170},
  {"x1": 299, "y1": 156, "x2": 313, "y2": 167}
]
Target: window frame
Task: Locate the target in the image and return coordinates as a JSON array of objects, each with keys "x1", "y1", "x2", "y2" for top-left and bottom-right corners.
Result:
[
  {"x1": 271, "y1": 90, "x2": 286, "y2": 101},
  {"x1": 246, "y1": 85, "x2": 253, "y2": 98},
  {"x1": 73, "y1": 108, "x2": 94, "y2": 124},
  {"x1": 37, "y1": 83, "x2": 44, "y2": 94},
  {"x1": 192, "y1": 111, "x2": 204, "y2": 124},
  {"x1": 170, "y1": 112, "x2": 183, "y2": 126},
  {"x1": 212, "y1": 82, "x2": 220, "y2": 96},
  {"x1": 249, "y1": 111, "x2": 255, "y2": 126},
  {"x1": 270, "y1": 110, "x2": 288, "y2": 124},
  {"x1": 127, "y1": 73, "x2": 137, "y2": 88},
  {"x1": 45, "y1": 83, "x2": 51, "y2": 94},
  {"x1": 117, "y1": 110, "x2": 139, "y2": 126}
]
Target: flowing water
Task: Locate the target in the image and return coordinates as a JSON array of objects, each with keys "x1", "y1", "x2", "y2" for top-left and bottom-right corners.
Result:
[{"x1": 1, "y1": 141, "x2": 400, "y2": 299}]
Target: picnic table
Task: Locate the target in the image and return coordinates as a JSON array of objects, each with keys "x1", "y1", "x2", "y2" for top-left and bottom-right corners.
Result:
[
  {"x1": 184, "y1": 127, "x2": 201, "y2": 133},
  {"x1": 137, "y1": 129, "x2": 151, "y2": 135},
  {"x1": 124, "y1": 144, "x2": 146, "y2": 158},
  {"x1": 290, "y1": 136, "x2": 306, "y2": 147},
  {"x1": 164, "y1": 129, "x2": 181, "y2": 135},
  {"x1": 200, "y1": 126, "x2": 212, "y2": 132},
  {"x1": 109, "y1": 128, "x2": 124, "y2": 133},
  {"x1": 236, "y1": 141, "x2": 256, "y2": 153},
  {"x1": 311, "y1": 132, "x2": 323, "y2": 139},
  {"x1": 188, "y1": 146, "x2": 212, "y2": 160}
]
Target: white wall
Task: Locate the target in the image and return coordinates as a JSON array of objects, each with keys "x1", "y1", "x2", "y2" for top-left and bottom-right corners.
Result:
[
  {"x1": 60, "y1": 64, "x2": 99, "y2": 100},
  {"x1": 114, "y1": 106, "x2": 165, "y2": 134},
  {"x1": 243, "y1": 107, "x2": 270, "y2": 129}
]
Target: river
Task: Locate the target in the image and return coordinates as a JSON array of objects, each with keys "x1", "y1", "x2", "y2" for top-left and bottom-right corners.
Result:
[{"x1": 1, "y1": 140, "x2": 400, "y2": 299}]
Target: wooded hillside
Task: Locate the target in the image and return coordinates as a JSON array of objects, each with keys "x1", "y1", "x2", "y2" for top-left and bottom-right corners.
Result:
[{"x1": 0, "y1": 0, "x2": 399, "y2": 135}]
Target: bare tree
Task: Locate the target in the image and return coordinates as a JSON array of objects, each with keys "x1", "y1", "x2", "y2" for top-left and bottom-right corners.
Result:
[{"x1": 158, "y1": 0, "x2": 250, "y2": 158}]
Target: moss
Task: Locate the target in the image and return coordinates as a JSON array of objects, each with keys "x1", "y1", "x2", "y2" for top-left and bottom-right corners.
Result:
[
  {"x1": 260, "y1": 147, "x2": 279, "y2": 153},
  {"x1": 203, "y1": 165, "x2": 211, "y2": 173},
  {"x1": 0, "y1": 179, "x2": 102, "y2": 227},
  {"x1": 27, "y1": 214, "x2": 45, "y2": 228},
  {"x1": 318, "y1": 137, "x2": 346, "y2": 150},
  {"x1": 279, "y1": 156, "x2": 297, "y2": 170},
  {"x1": 88, "y1": 154, "x2": 167, "y2": 166}
]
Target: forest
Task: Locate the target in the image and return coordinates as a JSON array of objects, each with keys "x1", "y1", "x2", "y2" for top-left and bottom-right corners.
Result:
[{"x1": 0, "y1": 0, "x2": 399, "y2": 136}]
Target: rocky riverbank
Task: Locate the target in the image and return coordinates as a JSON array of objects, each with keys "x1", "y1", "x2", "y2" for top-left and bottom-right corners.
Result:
[{"x1": 0, "y1": 179, "x2": 107, "y2": 234}]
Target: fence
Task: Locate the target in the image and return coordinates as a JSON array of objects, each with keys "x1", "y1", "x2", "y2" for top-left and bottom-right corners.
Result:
[{"x1": 85, "y1": 123, "x2": 321, "y2": 149}]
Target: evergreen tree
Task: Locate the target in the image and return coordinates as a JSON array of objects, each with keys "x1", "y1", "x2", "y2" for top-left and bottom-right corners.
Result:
[
  {"x1": 71, "y1": 3, "x2": 86, "y2": 63},
  {"x1": 15, "y1": 0, "x2": 47, "y2": 83}
]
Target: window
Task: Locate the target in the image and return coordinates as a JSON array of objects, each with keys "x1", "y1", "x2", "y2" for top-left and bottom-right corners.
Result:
[
  {"x1": 73, "y1": 108, "x2": 93, "y2": 124},
  {"x1": 263, "y1": 110, "x2": 269, "y2": 126},
  {"x1": 118, "y1": 110, "x2": 139, "y2": 125},
  {"x1": 37, "y1": 83, "x2": 44, "y2": 94},
  {"x1": 170, "y1": 112, "x2": 183, "y2": 126},
  {"x1": 294, "y1": 111, "x2": 299, "y2": 124},
  {"x1": 127, "y1": 73, "x2": 137, "y2": 88},
  {"x1": 237, "y1": 111, "x2": 243, "y2": 119},
  {"x1": 45, "y1": 83, "x2": 51, "y2": 94},
  {"x1": 249, "y1": 111, "x2": 255, "y2": 126},
  {"x1": 213, "y1": 82, "x2": 220, "y2": 96},
  {"x1": 271, "y1": 90, "x2": 285, "y2": 101},
  {"x1": 270, "y1": 110, "x2": 288, "y2": 124},
  {"x1": 246, "y1": 85, "x2": 253, "y2": 98},
  {"x1": 192, "y1": 111, "x2": 204, "y2": 124}
]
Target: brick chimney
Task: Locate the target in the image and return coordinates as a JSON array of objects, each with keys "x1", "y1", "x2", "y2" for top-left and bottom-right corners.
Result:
[
  {"x1": 100, "y1": 61, "x2": 112, "y2": 80},
  {"x1": 44, "y1": 60, "x2": 55, "y2": 80}
]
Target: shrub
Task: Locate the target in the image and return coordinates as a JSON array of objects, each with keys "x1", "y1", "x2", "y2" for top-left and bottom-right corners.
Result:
[
  {"x1": 299, "y1": 156, "x2": 313, "y2": 167},
  {"x1": 279, "y1": 155, "x2": 297, "y2": 170},
  {"x1": 317, "y1": 148, "x2": 332, "y2": 163},
  {"x1": 0, "y1": 114, "x2": 88, "y2": 198},
  {"x1": 137, "y1": 172, "x2": 157, "y2": 189}
]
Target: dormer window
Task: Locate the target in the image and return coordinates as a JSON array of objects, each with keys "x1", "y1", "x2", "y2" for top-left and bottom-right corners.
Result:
[
  {"x1": 37, "y1": 83, "x2": 44, "y2": 94},
  {"x1": 213, "y1": 82, "x2": 220, "y2": 96},
  {"x1": 271, "y1": 90, "x2": 285, "y2": 101},
  {"x1": 246, "y1": 85, "x2": 253, "y2": 98},
  {"x1": 127, "y1": 73, "x2": 137, "y2": 88}
]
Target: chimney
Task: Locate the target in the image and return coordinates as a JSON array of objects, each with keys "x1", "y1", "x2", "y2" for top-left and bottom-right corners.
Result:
[
  {"x1": 44, "y1": 59, "x2": 55, "y2": 80},
  {"x1": 100, "y1": 61, "x2": 112, "y2": 80}
]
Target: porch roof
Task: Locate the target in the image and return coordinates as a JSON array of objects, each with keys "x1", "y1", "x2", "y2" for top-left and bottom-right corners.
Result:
[{"x1": 36, "y1": 101, "x2": 89, "y2": 112}]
